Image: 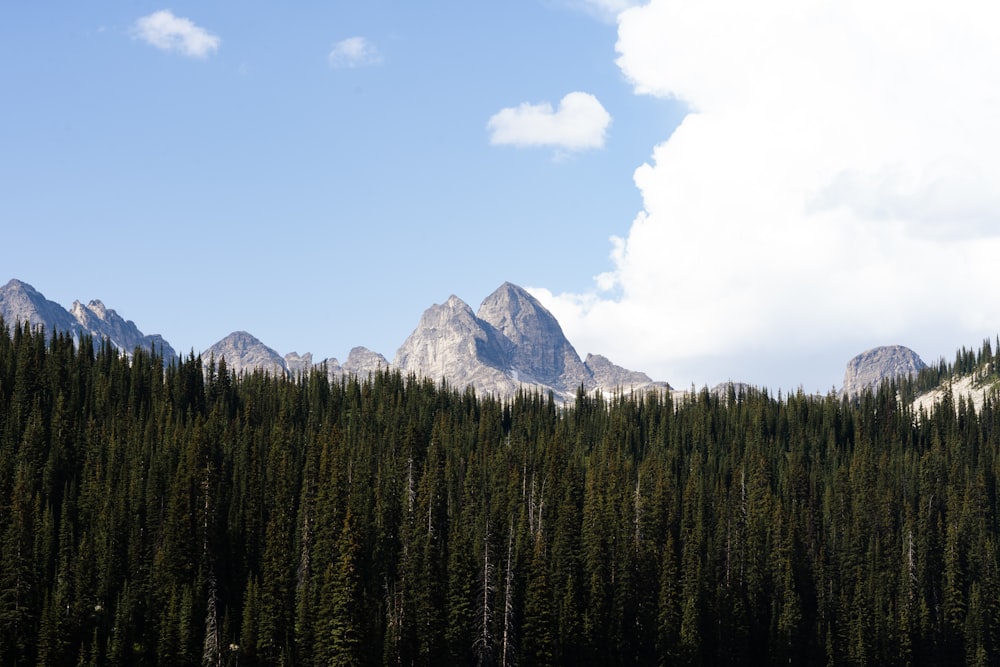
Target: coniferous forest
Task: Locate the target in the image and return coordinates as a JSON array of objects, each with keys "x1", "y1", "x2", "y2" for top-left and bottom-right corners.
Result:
[{"x1": 4, "y1": 320, "x2": 1000, "y2": 666}]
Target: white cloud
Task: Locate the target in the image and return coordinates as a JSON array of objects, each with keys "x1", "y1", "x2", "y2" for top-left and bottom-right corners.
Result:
[
  {"x1": 487, "y1": 92, "x2": 612, "y2": 152},
  {"x1": 328, "y1": 37, "x2": 382, "y2": 68},
  {"x1": 569, "y1": 0, "x2": 643, "y2": 23},
  {"x1": 132, "y1": 10, "x2": 220, "y2": 59},
  {"x1": 538, "y1": 0, "x2": 1000, "y2": 392}
]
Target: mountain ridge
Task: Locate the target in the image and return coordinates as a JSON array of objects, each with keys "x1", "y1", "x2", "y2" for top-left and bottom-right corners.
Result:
[
  {"x1": 0, "y1": 278, "x2": 177, "y2": 361},
  {"x1": 5, "y1": 276, "x2": 993, "y2": 409}
]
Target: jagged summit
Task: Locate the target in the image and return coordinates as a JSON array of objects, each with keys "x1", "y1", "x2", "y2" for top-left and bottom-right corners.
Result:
[
  {"x1": 0, "y1": 278, "x2": 78, "y2": 337},
  {"x1": 476, "y1": 282, "x2": 589, "y2": 391},
  {"x1": 2, "y1": 277, "x2": 671, "y2": 399},
  {"x1": 70, "y1": 298, "x2": 177, "y2": 360},
  {"x1": 393, "y1": 294, "x2": 521, "y2": 395},
  {"x1": 393, "y1": 283, "x2": 670, "y2": 400},
  {"x1": 0, "y1": 279, "x2": 176, "y2": 361}
]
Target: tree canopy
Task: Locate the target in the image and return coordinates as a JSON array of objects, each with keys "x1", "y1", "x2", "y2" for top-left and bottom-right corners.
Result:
[{"x1": 2, "y1": 319, "x2": 1000, "y2": 666}]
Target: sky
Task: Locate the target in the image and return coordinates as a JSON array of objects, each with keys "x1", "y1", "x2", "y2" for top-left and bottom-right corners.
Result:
[{"x1": 3, "y1": 0, "x2": 1000, "y2": 394}]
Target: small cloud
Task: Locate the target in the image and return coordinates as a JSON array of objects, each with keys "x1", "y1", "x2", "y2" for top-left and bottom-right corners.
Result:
[
  {"x1": 487, "y1": 92, "x2": 612, "y2": 151},
  {"x1": 328, "y1": 37, "x2": 382, "y2": 68},
  {"x1": 132, "y1": 9, "x2": 220, "y2": 59}
]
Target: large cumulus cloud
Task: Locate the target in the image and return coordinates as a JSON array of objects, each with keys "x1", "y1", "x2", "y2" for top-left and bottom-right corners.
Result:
[{"x1": 534, "y1": 0, "x2": 1000, "y2": 392}]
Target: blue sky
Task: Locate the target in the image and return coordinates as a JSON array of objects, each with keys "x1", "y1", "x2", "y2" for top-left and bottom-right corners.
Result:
[{"x1": 4, "y1": 1, "x2": 1000, "y2": 393}]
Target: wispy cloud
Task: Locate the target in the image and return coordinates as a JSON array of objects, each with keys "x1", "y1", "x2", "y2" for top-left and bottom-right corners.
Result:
[
  {"x1": 487, "y1": 92, "x2": 612, "y2": 152},
  {"x1": 328, "y1": 37, "x2": 382, "y2": 68},
  {"x1": 131, "y1": 10, "x2": 220, "y2": 59}
]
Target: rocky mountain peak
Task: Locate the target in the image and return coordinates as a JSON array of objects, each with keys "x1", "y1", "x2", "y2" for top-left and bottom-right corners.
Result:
[
  {"x1": 68, "y1": 298, "x2": 177, "y2": 359},
  {"x1": 343, "y1": 347, "x2": 390, "y2": 373},
  {"x1": 0, "y1": 278, "x2": 78, "y2": 336},
  {"x1": 476, "y1": 282, "x2": 588, "y2": 391},
  {"x1": 5, "y1": 277, "x2": 671, "y2": 400},
  {"x1": 72, "y1": 299, "x2": 109, "y2": 321},
  {"x1": 394, "y1": 295, "x2": 513, "y2": 387},
  {"x1": 392, "y1": 283, "x2": 667, "y2": 400},
  {"x1": 203, "y1": 331, "x2": 286, "y2": 377},
  {"x1": 842, "y1": 345, "x2": 927, "y2": 397},
  {"x1": 2, "y1": 279, "x2": 176, "y2": 361},
  {"x1": 284, "y1": 352, "x2": 313, "y2": 376}
]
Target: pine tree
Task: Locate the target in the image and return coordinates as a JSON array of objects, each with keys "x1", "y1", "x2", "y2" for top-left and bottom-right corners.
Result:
[
  {"x1": 521, "y1": 533, "x2": 555, "y2": 667},
  {"x1": 327, "y1": 507, "x2": 364, "y2": 667}
]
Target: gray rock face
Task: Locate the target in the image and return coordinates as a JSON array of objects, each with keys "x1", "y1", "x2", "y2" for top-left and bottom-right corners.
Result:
[
  {"x1": 394, "y1": 295, "x2": 524, "y2": 395},
  {"x1": 584, "y1": 353, "x2": 670, "y2": 392},
  {"x1": 70, "y1": 299, "x2": 178, "y2": 360},
  {"x1": 342, "y1": 347, "x2": 391, "y2": 375},
  {"x1": 0, "y1": 278, "x2": 79, "y2": 337},
  {"x1": 321, "y1": 347, "x2": 393, "y2": 381},
  {"x1": 477, "y1": 282, "x2": 589, "y2": 392},
  {"x1": 842, "y1": 345, "x2": 927, "y2": 397},
  {"x1": 284, "y1": 352, "x2": 314, "y2": 376},
  {"x1": 1, "y1": 279, "x2": 176, "y2": 361},
  {"x1": 203, "y1": 331, "x2": 287, "y2": 377},
  {"x1": 3, "y1": 277, "x2": 669, "y2": 399},
  {"x1": 395, "y1": 284, "x2": 670, "y2": 400}
]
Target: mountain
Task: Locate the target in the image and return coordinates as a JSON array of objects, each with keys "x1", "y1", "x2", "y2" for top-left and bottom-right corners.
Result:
[
  {"x1": 202, "y1": 331, "x2": 286, "y2": 376},
  {"x1": 395, "y1": 284, "x2": 670, "y2": 400},
  {"x1": 842, "y1": 345, "x2": 927, "y2": 397},
  {"x1": 393, "y1": 294, "x2": 526, "y2": 396},
  {"x1": 477, "y1": 282, "x2": 590, "y2": 391},
  {"x1": 0, "y1": 278, "x2": 176, "y2": 360},
  {"x1": 2, "y1": 277, "x2": 667, "y2": 398},
  {"x1": 340, "y1": 347, "x2": 392, "y2": 375},
  {"x1": 585, "y1": 353, "x2": 663, "y2": 390},
  {"x1": 284, "y1": 351, "x2": 313, "y2": 376},
  {"x1": 0, "y1": 278, "x2": 80, "y2": 337},
  {"x1": 321, "y1": 347, "x2": 392, "y2": 381},
  {"x1": 913, "y1": 373, "x2": 999, "y2": 414},
  {"x1": 69, "y1": 299, "x2": 177, "y2": 360}
]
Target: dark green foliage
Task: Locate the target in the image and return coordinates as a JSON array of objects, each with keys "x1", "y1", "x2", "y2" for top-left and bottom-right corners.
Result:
[{"x1": 3, "y1": 318, "x2": 1000, "y2": 665}]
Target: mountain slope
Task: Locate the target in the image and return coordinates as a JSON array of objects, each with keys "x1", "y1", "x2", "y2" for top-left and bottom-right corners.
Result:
[
  {"x1": 1, "y1": 278, "x2": 176, "y2": 360},
  {"x1": 70, "y1": 299, "x2": 177, "y2": 360},
  {"x1": 395, "y1": 284, "x2": 671, "y2": 400},
  {"x1": 584, "y1": 353, "x2": 669, "y2": 393},
  {"x1": 393, "y1": 295, "x2": 525, "y2": 396},
  {"x1": 476, "y1": 282, "x2": 590, "y2": 393},
  {"x1": 202, "y1": 331, "x2": 287, "y2": 376},
  {"x1": 0, "y1": 278, "x2": 79, "y2": 337},
  {"x1": 3, "y1": 277, "x2": 670, "y2": 398}
]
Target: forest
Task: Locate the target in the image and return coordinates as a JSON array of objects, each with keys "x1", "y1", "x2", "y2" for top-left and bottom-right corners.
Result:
[{"x1": 2, "y1": 319, "x2": 1000, "y2": 666}]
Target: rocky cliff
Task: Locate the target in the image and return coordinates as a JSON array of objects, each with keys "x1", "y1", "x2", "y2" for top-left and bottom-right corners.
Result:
[
  {"x1": 393, "y1": 294, "x2": 527, "y2": 396},
  {"x1": 323, "y1": 347, "x2": 392, "y2": 381},
  {"x1": 395, "y1": 284, "x2": 670, "y2": 400},
  {"x1": 842, "y1": 345, "x2": 927, "y2": 397},
  {"x1": 3, "y1": 277, "x2": 671, "y2": 398},
  {"x1": 476, "y1": 282, "x2": 590, "y2": 392},
  {"x1": 70, "y1": 299, "x2": 177, "y2": 360},
  {"x1": 0, "y1": 279, "x2": 176, "y2": 361}
]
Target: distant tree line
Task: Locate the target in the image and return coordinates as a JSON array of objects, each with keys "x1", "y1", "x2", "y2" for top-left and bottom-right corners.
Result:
[{"x1": 2, "y1": 318, "x2": 1000, "y2": 666}]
